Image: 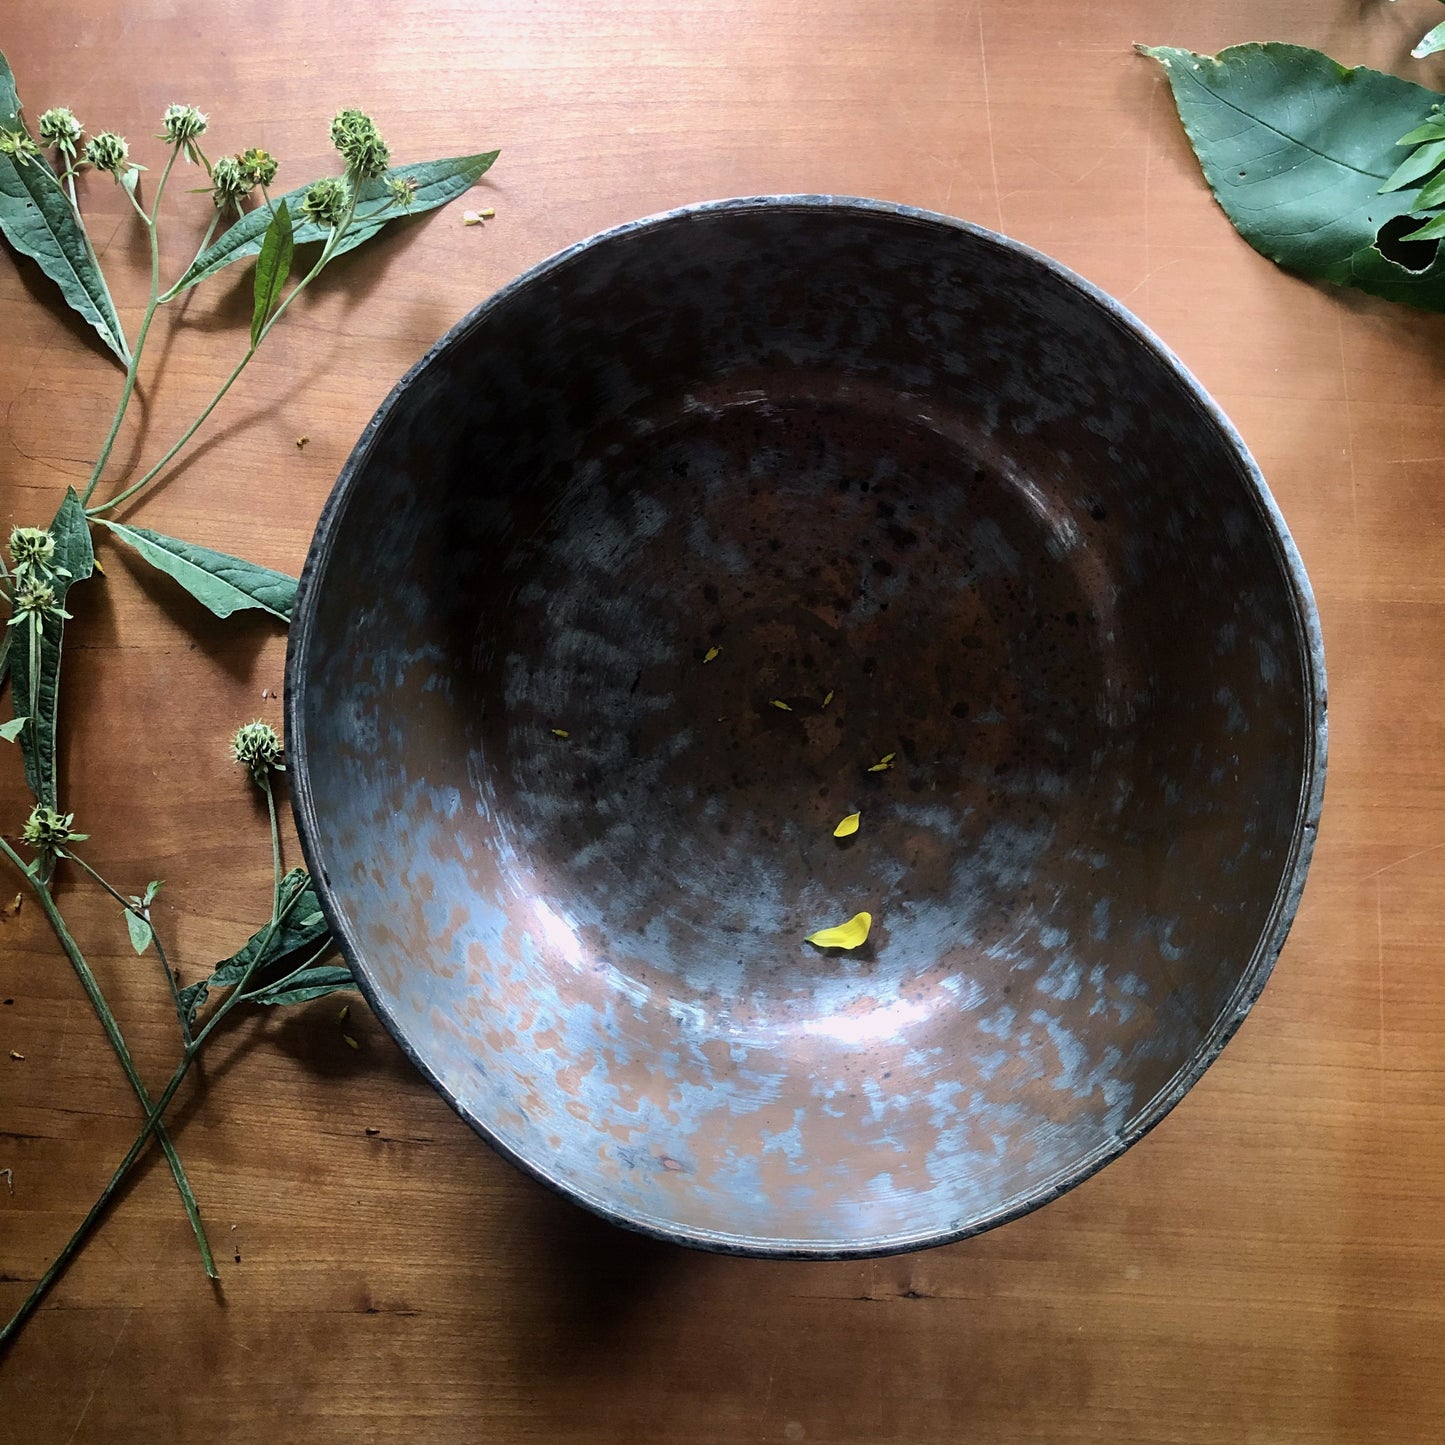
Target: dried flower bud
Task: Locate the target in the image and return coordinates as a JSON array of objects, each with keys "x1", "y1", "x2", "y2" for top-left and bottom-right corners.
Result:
[
  {"x1": 21, "y1": 804, "x2": 88, "y2": 863},
  {"x1": 386, "y1": 176, "x2": 418, "y2": 211},
  {"x1": 0, "y1": 128, "x2": 42, "y2": 167},
  {"x1": 160, "y1": 103, "x2": 208, "y2": 146},
  {"x1": 238, "y1": 146, "x2": 278, "y2": 189},
  {"x1": 329, "y1": 108, "x2": 390, "y2": 181},
  {"x1": 209, "y1": 153, "x2": 252, "y2": 210},
  {"x1": 9, "y1": 526, "x2": 56, "y2": 578},
  {"x1": 231, "y1": 720, "x2": 284, "y2": 782},
  {"x1": 83, "y1": 130, "x2": 129, "y2": 176},
  {"x1": 299, "y1": 174, "x2": 351, "y2": 228},
  {"x1": 37, "y1": 107, "x2": 83, "y2": 159}
]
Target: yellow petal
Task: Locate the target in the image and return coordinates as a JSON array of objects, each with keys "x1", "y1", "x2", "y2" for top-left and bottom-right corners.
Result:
[
  {"x1": 703, "y1": 646, "x2": 720, "y2": 663},
  {"x1": 805, "y1": 911, "x2": 872, "y2": 949},
  {"x1": 822, "y1": 689, "x2": 834, "y2": 707},
  {"x1": 833, "y1": 811, "x2": 861, "y2": 838},
  {"x1": 342, "y1": 1034, "x2": 359, "y2": 1050},
  {"x1": 551, "y1": 728, "x2": 570, "y2": 739},
  {"x1": 770, "y1": 699, "x2": 792, "y2": 711}
]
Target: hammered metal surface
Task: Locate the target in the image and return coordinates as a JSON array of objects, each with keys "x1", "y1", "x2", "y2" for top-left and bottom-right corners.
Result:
[{"x1": 287, "y1": 197, "x2": 1326, "y2": 1256}]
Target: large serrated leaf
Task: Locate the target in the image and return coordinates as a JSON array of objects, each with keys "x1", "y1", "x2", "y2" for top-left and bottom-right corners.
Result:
[
  {"x1": 0, "y1": 50, "x2": 129, "y2": 365},
  {"x1": 10, "y1": 488, "x2": 93, "y2": 808},
  {"x1": 96, "y1": 519, "x2": 295, "y2": 621},
  {"x1": 1141, "y1": 42, "x2": 1445, "y2": 311},
  {"x1": 171, "y1": 150, "x2": 500, "y2": 294}
]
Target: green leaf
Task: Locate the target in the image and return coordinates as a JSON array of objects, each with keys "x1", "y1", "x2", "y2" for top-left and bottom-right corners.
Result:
[
  {"x1": 180, "y1": 868, "x2": 333, "y2": 1025},
  {"x1": 95, "y1": 519, "x2": 295, "y2": 621},
  {"x1": 0, "y1": 714, "x2": 27, "y2": 742},
  {"x1": 1381, "y1": 137, "x2": 1445, "y2": 193},
  {"x1": 11, "y1": 489, "x2": 93, "y2": 807},
  {"x1": 1416, "y1": 23, "x2": 1445, "y2": 61},
  {"x1": 250, "y1": 964, "x2": 354, "y2": 1007},
  {"x1": 1416, "y1": 168, "x2": 1445, "y2": 211},
  {"x1": 1400, "y1": 211, "x2": 1445, "y2": 242},
  {"x1": 1397, "y1": 114, "x2": 1445, "y2": 147},
  {"x1": 251, "y1": 199, "x2": 293, "y2": 347},
  {"x1": 1141, "y1": 43, "x2": 1445, "y2": 311},
  {"x1": 143, "y1": 878, "x2": 163, "y2": 907},
  {"x1": 126, "y1": 909, "x2": 153, "y2": 955},
  {"x1": 0, "y1": 50, "x2": 129, "y2": 365},
  {"x1": 170, "y1": 150, "x2": 500, "y2": 294}
]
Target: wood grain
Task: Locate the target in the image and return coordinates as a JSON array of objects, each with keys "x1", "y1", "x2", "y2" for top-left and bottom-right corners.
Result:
[{"x1": 3, "y1": 1, "x2": 1445, "y2": 1440}]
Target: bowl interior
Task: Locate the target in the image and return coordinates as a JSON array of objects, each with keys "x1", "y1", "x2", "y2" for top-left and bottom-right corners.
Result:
[{"x1": 289, "y1": 199, "x2": 1323, "y2": 1255}]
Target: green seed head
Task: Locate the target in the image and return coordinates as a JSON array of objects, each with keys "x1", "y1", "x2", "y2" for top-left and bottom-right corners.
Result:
[
  {"x1": 329, "y1": 108, "x2": 390, "y2": 181},
  {"x1": 210, "y1": 153, "x2": 252, "y2": 209},
  {"x1": 83, "y1": 130, "x2": 129, "y2": 176},
  {"x1": 9, "y1": 526, "x2": 56, "y2": 575},
  {"x1": 38, "y1": 107, "x2": 83, "y2": 157},
  {"x1": 0, "y1": 128, "x2": 42, "y2": 166},
  {"x1": 160, "y1": 103, "x2": 208, "y2": 145},
  {"x1": 231, "y1": 720, "x2": 284, "y2": 781},
  {"x1": 21, "y1": 804, "x2": 88, "y2": 861},
  {"x1": 387, "y1": 175, "x2": 418, "y2": 210},
  {"x1": 299, "y1": 174, "x2": 351, "y2": 228},
  {"x1": 238, "y1": 146, "x2": 278, "y2": 188}
]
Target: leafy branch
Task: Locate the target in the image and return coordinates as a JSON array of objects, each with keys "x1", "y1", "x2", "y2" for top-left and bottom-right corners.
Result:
[{"x1": 0, "y1": 48, "x2": 498, "y2": 1355}]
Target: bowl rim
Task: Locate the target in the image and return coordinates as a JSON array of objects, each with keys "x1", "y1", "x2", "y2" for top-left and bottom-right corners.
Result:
[{"x1": 285, "y1": 194, "x2": 1329, "y2": 1259}]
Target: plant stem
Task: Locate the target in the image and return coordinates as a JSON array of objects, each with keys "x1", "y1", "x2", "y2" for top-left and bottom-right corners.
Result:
[
  {"x1": 69, "y1": 852, "x2": 192, "y2": 1047},
  {"x1": 237, "y1": 936, "x2": 333, "y2": 1002},
  {"x1": 158, "y1": 210, "x2": 221, "y2": 304},
  {"x1": 80, "y1": 147, "x2": 181, "y2": 506},
  {"x1": 261, "y1": 771, "x2": 282, "y2": 919},
  {"x1": 87, "y1": 191, "x2": 360, "y2": 519},
  {"x1": 0, "y1": 839, "x2": 215, "y2": 1278},
  {"x1": 0, "y1": 883, "x2": 307, "y2": 1354}
]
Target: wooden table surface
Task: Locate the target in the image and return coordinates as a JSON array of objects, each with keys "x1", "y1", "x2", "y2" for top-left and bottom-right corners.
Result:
[{"x1": 3, "y1": 1, "x2": 1443, "y2": 1439}]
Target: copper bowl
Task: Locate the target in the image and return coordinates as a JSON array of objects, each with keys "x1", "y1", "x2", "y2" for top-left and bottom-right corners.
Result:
[{"x1": 287, "y1": 197, "x2": 1326, "y2": 1257}]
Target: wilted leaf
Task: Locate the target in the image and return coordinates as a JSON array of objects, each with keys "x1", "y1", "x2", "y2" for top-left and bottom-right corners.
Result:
[
  {"x1": 96, "y1": 519, "x2": 295, "y2": 621},
  {"x1": 0, "y1": 51, "x2": 129, "y2": 364},
  {"x1": 805, "y1": 911, "x2": 872, "y2": 950},
  {"x1": 1141, "y1": 42, "x2": 1445, "y2": 310},
  {"x1": 249, "y1": 964, "x2": 353, "y2": 1007}
]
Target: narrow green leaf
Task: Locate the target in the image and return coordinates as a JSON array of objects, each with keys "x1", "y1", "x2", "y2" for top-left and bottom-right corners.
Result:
[
  {"x1": 0, "y1": 50, "x2": 129, "y2": 364},
  {"x1": 96, "y1": 519, "x2": 295, "y2": 621},
  {"x1": 1416, "y1": 23, "x2": 1445, "y2": 60},
  {"x1": 250, "y1": 964, "x2": 354, "y2": 1007},
  {"x1": 126, "y1": 909, "x2": 153, "y2": 955},
  {"x1": 251, "y1": 199, "x2": 293, "y2": 347},
  {"x1": 1415, "y1": 168, "x2": 1445, "y2": 211},
  {"x1": 143, "y1": 879, "x2": 163, "y2": 906},
  {"x1": 1397, "y1": 114, "x2": 1445, "y2": 147},
  {"x1": 1381, "y1": 137, "x2": 1445, "y2": 193},
  {"x1": 1400, "y1": 211, "x2": 1445, "y2": 242},
  {"x1": 0, "y1": 714, "x2": 27, "y2": 742},
  {"x1": 171, "y1": 150, "x2": 500, "y2": 293},
  {"x1": 12, "y1": 488, "x2": 93, "y2": 807},
  {"x1": 1141, "y1": 42, "x2": 1445, "y2": 311}
]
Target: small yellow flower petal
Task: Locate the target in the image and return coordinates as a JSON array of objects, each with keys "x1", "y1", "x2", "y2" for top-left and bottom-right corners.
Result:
[
  {"x1": 551, "y1": 728, "x2": 570, "y2": 739},
  {"x1": 833, "y1": 811, "x2": 861, "y2": 838},
  {"x1": 866, "y1": 752, "x2": 896, "y2": 772},
  {"x1": 822, "y1": 689, "x2": 834, "y2": 707},
  {"x1": 342, "y1": 1034, "x2": 359, "y2": 1050},
  {"x1": 805, "y1": 911, "x2": 872, "y2": 950},
  {"x1": 463, "y1": 210, "x2": 484, "y2": 225},
  {"x1": 703, "y1": 646, "x2": 720, "y2": 663},
  {"x1": 770, "y1": 699, "x2": 792, "y2": 711}
]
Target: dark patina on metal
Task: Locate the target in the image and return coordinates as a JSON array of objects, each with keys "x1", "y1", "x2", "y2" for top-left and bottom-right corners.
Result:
[{"x1": 286, "y1": 197, "x2": 1328, "y2": 1258}]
